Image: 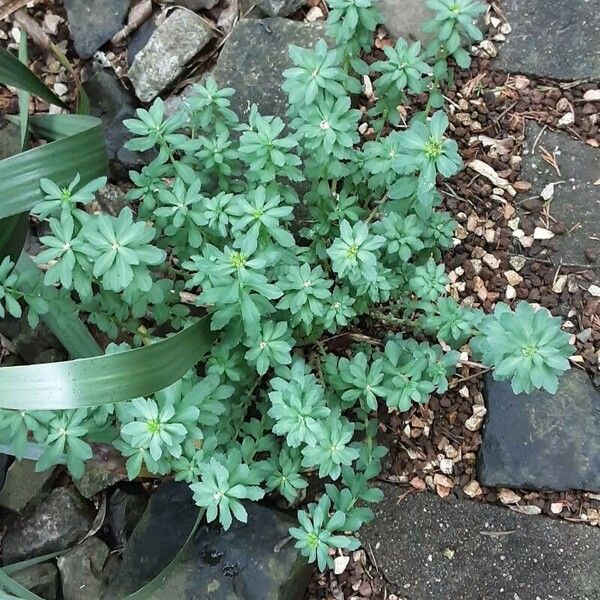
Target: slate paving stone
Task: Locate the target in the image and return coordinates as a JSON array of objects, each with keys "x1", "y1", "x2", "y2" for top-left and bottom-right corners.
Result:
[
  {"x1": 478, "y1": 369, "x2": 600, "y2": 491},
  {"x1": 63, "y1": 0, "x2": 129, "y2": 59},
  {"x1": 378, "y1": 0, "x2": 435, "y2": 45},
  {"x1": 103, "y1": 481, "x2": 311, "y2": 600},
  {"x1": 495, "y1": 0, "x2": 600, "y2": 81},
  {"x1": 360, "y1": 486, "x2": 600, "y2": 599},
  {"x1": 12, "y1": 563, "x2": 59, "y2": 600},
  {"x1": 212, "y1": 18, "x2": 328, "y2": 119},
  {"x1": 255, "y1": 0, "x2": 306, "y2": 17},
  {"x1": 521, "y1": 122, "x2": 600, "y2": 283}
]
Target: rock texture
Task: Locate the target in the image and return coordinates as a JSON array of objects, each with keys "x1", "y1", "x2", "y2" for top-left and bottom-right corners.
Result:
[
  {"x1": 0, "y1": 459, "x2": 54, "y2": 513},
  {"x1": 1, "y1": 487, "x2": 94, "y2": 563},
  {"x1": 495, "y1": 0, "x2": 600, "y2": 80},
  {"x1": 212, "y1": 18, "x2": 327, "y2": 119},
  {"x1": 255, "y1": 0, "x2": 306, "y2": 16},
  {"x1": 103, "y1": 481, "x2": 311, "y2": 600},
  {"x1": 378, "y1": 0, "x2": 435, "y2": 44},
  {"x1": 520, "y1": 123, "x2": 600, "y2": 282},
  {"x1": 360, "y1": 486, "x2": 600, "y2": 599},
  {"x1": 57, "y1": 537, "x2": 117, "y2": 600},
  {"x1": 63, "y1": 0, "x2": 128, "y2": 59},
  {"x1": 128, "y1": 8, "x2": 214, "y2": 102},
  {"x1": 12, "y1": 563, "x2": 59, "y2": 600},
  {"x1": 478, "y1": 369, "x2": 600, "y2": 491}
]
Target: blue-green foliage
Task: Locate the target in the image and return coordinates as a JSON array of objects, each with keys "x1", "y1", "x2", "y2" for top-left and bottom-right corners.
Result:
[{"x1": 0, "y1": 0, "x2": 574, "y2": 573}]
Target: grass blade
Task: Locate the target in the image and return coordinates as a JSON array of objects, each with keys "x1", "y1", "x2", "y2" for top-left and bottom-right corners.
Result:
[
  {"x1": 0, "y1": 317, "x2": 216, "y2": 410},
  {"x1": 0, "y1": 114, "x2": 107, "y2": 219},
  {"x1": 0, "y1": 46, "x2": 65, "y2": 108}
]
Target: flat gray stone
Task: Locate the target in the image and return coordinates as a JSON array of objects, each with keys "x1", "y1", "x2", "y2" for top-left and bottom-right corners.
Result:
[
  {"x1": 1, "y1": 487, "x2": 94, "y2": 563},
  {"x1": 495, "y1": 0, "x2": 600, "y2": 80},
  {"x1": 57, "y1": 537, "x2": 115, "y2": 600},
  {"x1": 212, "y1": 18, "x2": 327, "y2": 119},
  {"x1": 73, "y1": 443, "x2": 129, "y2": 499},
  {"x1": 0, "y1": 459, "x2": 54, "y2": 513},
  {"x1": 63, "y1": 0, "x2": 128, "y2": 59},
  {"x1": 255, "y1": 0, "x2": 305, "y2": 17},
  {"x1": 12, "y1": 563, "x2": 58, "y2": 600},
  {"x1": 128, "y1": 9, "x2": 214, "y2": 102},
  {"x1": 360, "y1": 486, "x2": 600, "y2": 599},
  {"x1": 103, "y1": 481, "x2": 311, "y2": 600},
  {"x1": 521, "y1": 123, "x2": 600, "y2": 281},
  {"x1": 479, "y1": 369, "x2": 600, "y2": 491},
  {"x1": 378, "y1": 0, "x2": 435, "y2": 44}
]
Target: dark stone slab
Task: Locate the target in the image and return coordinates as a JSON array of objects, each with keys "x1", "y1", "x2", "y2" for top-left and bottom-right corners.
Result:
[
  {"x1": 103, "y1": 481, "x2": 311, "y2": 600},
  {"x1": 0, "y1": 459, "x2": 55, "y2": 513},
  {"x1": 521, "y1": 123, "x2": 600, "y2": 283},
  {"x1": 63, "y1": 0, "x2": 129, "y2": 59},
  {"x1": 478, "y1": 369, "x2": 600, "y2": 491},
  {"x1": 360, "y1": 486, "x2": 600, "y2": 599},
  {"x1": 495, "y1": 0, "x2": 600, "y2": 80},
  {"x1": 1, "y1": 487, "x2": 94, "y2": 563},
  {"x1": 83, "y1": 68, "x2": 149, "y2": 174},
  {"x1": 0, "y1": 122, "x2": 21, "y2": 160},
  {"x1": 212, "y1": 18, "x2": 328, "y2": 119}
]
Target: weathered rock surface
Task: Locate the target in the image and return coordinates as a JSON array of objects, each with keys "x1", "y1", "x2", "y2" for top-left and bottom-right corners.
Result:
[
  {"x1": 63, "y1": 0, "x2": 128, "y2": 59},
  {"x1": 84, "y1": 68, "x2": 146, "y2": 172},
  {"x1": 360, "y1": 486, "x2": 600, "y2": 599},
  {"x1": 12, "y1": 563, "x2": 59, "y2": 600},
  {"x1": 128, "y1": 8, "x2": 215, "y2": 102},
  {"x1": 478, "y1": 369, "x2": 600, "y2": 491},
  {"x1": 0, "y1": 459, "x2": 54, "y2": 513},
  {"x1": 57, "y1": 537, "x2": 117, "y2": 600},
  {"x1": 0, "y1": 122, "x2": 21, "y2": 160},
  {"x1": 495, "y1": 0, "x2": 600, "y2": 80},
  {"x1": 255, "y1": 0, "x2": 305, "y2": 17},
  {"x1": 212, "y1": 18, "x2": 327, "y2": 119},
  {"x1": 103, "y1": 481, "x2": 311, "y2": 600},
  {"x1": 1, "y1": 487, "x2": 94, "y2": 563},
  {"x1": 73, "y1": 443, "x2": 129, "y2": 498},
  {"x1": 176, "y1": 0, "x2": 220, "y2": 9},
  {"x1": 378, "y1": 0, "x2": 435, "y2": 44},
  {"x1": 521, "y1": 123, "x2": 600, "y2": 283}
]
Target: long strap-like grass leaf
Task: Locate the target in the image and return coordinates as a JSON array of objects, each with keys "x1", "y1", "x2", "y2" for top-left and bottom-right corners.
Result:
[
  {"x1": 0, "y1": 317, "x2": 216, "y2": 410},
  {"x1": 0, "y1": 114, "x2": 107, "y2": 220}
]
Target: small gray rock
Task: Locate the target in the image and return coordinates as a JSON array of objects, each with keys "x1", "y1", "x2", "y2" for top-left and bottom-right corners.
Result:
[
  {"x1": 128, "y1": 9, "x2": 215, "y2": 102},
  {"x1": 103, "y1": 481, "x2": 311, "y2": 600},
  {"x1": 63, "y1": 0, "x2": 129, "y2": 59},
  {"x1": 172, "y1": 0, "x2": 220, "y2": 10},
  {"x1": 360, "y1": 486, "x2": 600, "y2": 598},
  {"x1": 57, "y1": 537, "x2": 115, "y2": 600},
  {"x1": 255, "y1": 0, "x2": 305, "y2": 17},
  {"x1": 12, "y1": 563, "x2": 59, "y2": 600},
  {"x1": 0, "y1": 122, "x2": 22, "y2": 160},
  {"x1": 212, "y1": 18, "x2": 328, "y2": 119},
  {"x1": 1, "y1": 487, "x2": 94, "y2": 563},
  {"x1": 378, "y1": 0, "x2": 435, "y2": 44},
  {"x1": 478, "y1": 369, "x2": 600, "y2": 491},
  {"x1": 0, "y1": 460, "x2": 54, "y2": 513},
  {"x1": 73, "y1": 443, "x2": 129, "y2": 499}
]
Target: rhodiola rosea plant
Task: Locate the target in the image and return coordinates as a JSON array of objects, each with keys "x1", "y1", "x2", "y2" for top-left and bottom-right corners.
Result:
[{"x1": 0, "y1": 0, "x2": 572, "y2": 572}]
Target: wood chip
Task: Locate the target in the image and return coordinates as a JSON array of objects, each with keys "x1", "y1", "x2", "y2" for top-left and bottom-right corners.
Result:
[
  {"x1": 509, "y1": 505, "x2": 543, "y2": 516},
  {"x1": 465, "y1": 406, "x2": 487, "y2": 431},
  {"x1": 498, "y1": 488, "x2": 521, "y2": 504},
  {"x1": 468, "y1": 159, "x2": 510, "y2": 188},
  {"x1": 533, "y1": 227, "x2": 555, "y2": 240}
]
